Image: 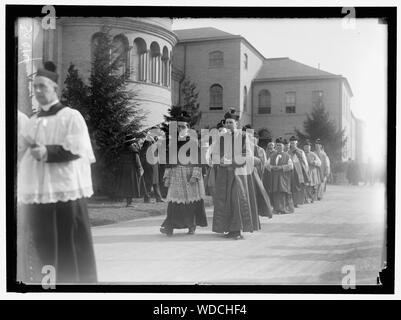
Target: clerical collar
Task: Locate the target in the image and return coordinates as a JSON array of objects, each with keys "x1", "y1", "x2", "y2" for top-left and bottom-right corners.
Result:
[
  {"x1": 37, "y1": 101, "x2": 65, "y2": 117},
  {"x1": 40, "y1": 99, "x2": 59, "y2": 112}
]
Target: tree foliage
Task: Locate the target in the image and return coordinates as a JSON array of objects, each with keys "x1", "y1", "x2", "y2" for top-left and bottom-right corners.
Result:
[
  {"x1": 62, "y1": 26, "x2": 145, "y2": 195},
  {"x1": 295, "y1": 105, "x2": 346, "y2": 161}
]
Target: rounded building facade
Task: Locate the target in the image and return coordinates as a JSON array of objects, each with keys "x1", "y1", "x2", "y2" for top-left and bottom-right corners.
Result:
[{"x1": 56, "y1": 17, "x2": 178, "y2": 127}]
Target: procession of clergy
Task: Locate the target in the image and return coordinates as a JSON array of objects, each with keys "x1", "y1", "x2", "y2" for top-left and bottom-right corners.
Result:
[{"x1": 159, "y1": 108, "x2": 331, "y2": 240}]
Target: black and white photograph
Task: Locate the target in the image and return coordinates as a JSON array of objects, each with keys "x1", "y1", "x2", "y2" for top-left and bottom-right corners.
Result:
[{"x1": 4, "y1": 3, "x2": 396, "y2": 298}]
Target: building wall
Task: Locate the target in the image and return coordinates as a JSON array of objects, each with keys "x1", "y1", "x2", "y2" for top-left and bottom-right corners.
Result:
[
  {"x1": 239, "y1": 41, "x2": 264, "y2": 126},
  {"x1": 251, "y1": 78, "x2": 342, "y2": 139},
  {"x1": 58, "y1": 17, "x2": 176, "y2": 127},
  {"x1": 340, "y1": 81, "x2": 353, "y2": 160},
  {"x1": 173, "y1": 39, "x2": 241, "y2": 128}
]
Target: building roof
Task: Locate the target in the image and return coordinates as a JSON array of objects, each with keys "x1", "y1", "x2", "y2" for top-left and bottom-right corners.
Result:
[
  {"x1": 174, "y1": 27, "x2": 237, "y2": 41},
  {"x1": 254, "y1": 57, "x2": 353, "y2": 96},
  {"x1": 255, "y1": 57, "x2": 338, "y2": 80}
]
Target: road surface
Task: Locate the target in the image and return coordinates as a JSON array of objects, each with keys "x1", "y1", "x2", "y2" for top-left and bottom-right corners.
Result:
[{"x1": 92, "y1": 183, "x2": 386, "y2": 285}]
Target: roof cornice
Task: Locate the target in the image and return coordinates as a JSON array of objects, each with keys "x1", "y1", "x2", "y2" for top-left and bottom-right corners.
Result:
[
  {"x1": 176, "y1": 35, "x2": 266, "y2": 60},
  {"x1": 58, "y1": 17, "x2": 179, "y2": 46}
]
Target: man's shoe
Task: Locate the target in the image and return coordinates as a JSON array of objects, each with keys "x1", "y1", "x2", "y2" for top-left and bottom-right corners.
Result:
[
  {"x1": 156, "y1": 198, "x2": 165, "y2": 203},
  {"x1": 187, "y1": 227, "x2": 196, "y2": 235},
  {"x1": 160, "y1": 227, "x2": 173, "y2": 236},
  {"x1": 233, "y1": 235, "x2": 244, "y2": 240}
]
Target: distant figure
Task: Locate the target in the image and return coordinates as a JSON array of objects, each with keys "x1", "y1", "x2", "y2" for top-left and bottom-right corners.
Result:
[
  {"x1": 288, "y1": 136, "x2": 310, "y2": 207},
  {"x1": 303, "y1": 140, "x2": 321, "y2": 203},
  {"x1": 261, "y1": 138, "x2": 275, "y2": 202},
  {"x1": 140, "y1": 134, "x2": 163, "y2": 203},
  {"x1": 116, "y1": 135, "x2": 144, "y2": 206},
  {"x1": 266, "y1": 138, "x2": 294, "y2": 214},
  {"x1": 314, "y1": 138, "x2": 330, "y2": 200},
  {"x1": 346, "y1": 158, "x2": 360, "y2": 186},
  {"x1": 364, "y1": 157, "x2": 375, "y2": 185}
]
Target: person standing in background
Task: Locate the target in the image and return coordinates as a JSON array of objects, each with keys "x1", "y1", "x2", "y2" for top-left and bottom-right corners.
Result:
[
  {"x1": 116, "y1": 135, "x2": 144, "y2": 207},
  {"x1": 303, "y1": 140, "x2": 321, "y2": 203},
  {"x1": 266, "y1": 138, "x2": 294, "y2": 214},
  {"x1": 314, "y1": 138, "x2": 330, "y2": 200},
  {"x1": 261, "y1": 138, "x2": 275, "y2": 202},
  {"x1": 288, "y1": 136, "x2": 309, "y2": 207},
  {"x1": 140, "y1": 133, "x2": 163, "y2": 203}
]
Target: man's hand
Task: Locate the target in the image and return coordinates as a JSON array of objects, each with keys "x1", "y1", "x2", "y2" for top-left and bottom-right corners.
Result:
[{"x1": 30, "y1": 145, "x2": 47, "y2": 161}]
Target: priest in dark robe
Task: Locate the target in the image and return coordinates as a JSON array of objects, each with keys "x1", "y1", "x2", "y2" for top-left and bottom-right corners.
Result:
[
  {"x1": 116, "y1": 135, "x2": 144, "y2": 206},
  {"x1": 288, "y1": 136, "x2": 310, "y2": 207},
  {"x1": 245, "y1": 128, "x2": 273, "y2": 218},
  {"x1": 266, "y1": 138, "x2": 294, "y2": 214},
  {"x1": 260, "y1": 139, "x2": 275, "y2": 202},
  {"x1": 140, "y1": 134, "x2": 163, "y2": 203},
  {"x1": 209, "y1": 113, "x2": 259, "y2": 240},
  {"x1": 17, "y1": 61, "x2": 97, "y2": 284}
]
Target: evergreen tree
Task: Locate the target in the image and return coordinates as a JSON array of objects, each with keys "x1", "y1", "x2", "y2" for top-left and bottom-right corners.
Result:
[
  {"x1": 181, "y1": 78, "x2": 199, "y2": 113},
  {"x1": 61, "y1": 63, "x2": 89, "y2": 120},
  {"x1": 62, "y1": 26, "x2": 145, "y2": 195},
  {"x1": 88, "y1": 27, "x2": 145, "y2": 194},
  {"x1": 295, "y1": 105, "x2": 346, "y2": 161}
]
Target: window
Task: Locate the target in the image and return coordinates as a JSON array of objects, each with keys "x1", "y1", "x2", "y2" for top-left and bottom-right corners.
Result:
[
  {"x1": 150, "y1": 42, "x2": 161, "y2": 84},
  {"x1": 112, "y1": 35, "x2": 129, "y2": 76},
  {"x1": 258, "y1": 89, "x2": 271, "y2": 114},
  {"x1": 244, "y1": 53, "x2": 248, "y2": 70},
  {"x1": 312, "y1": 90, "x2": 324, "y2": 107},
  {"x1": 243, "y1": 86, "x2": 248, "y2": 111},
  {"x1": 285, "y1": 91, "x2": 296, "y2": 113},
  {"x1": 132, "y1": 38, "x2": 147, "y2": 82},
  {"x1": 210, "y1": 84, "x2": 223, "y2": 110},
  {"x1": 161, "y1": 46, "x2": 169, "y2": 87},
  {"x1": 91, "y1": 32, "x2": 107, "y2": 63},
  {"x1": 209, "y1": 51, "x2": 224, "y2": 67}
]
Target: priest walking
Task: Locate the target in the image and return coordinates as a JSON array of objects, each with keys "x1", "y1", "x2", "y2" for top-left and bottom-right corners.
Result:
[{"x1": 17, "y1": 61, "x2": 97, "y2": 284}]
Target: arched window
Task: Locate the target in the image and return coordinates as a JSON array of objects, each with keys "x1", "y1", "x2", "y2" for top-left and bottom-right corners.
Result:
[
  {"x1": 112, "y1": 34, "x2": 129, "y2": 76},
  {"x1": 162, "y1": 46, "x2": 169, "y2": 87},
  {"x1": 209, "y1": 51, "x2": 223, "y2": 67},
  {"x1": 132, "y1": 38, "x2": 147, "y2": 81},
  {"x1": 243, "y1": 86, "x2": 248, "y2": 112},
  {"x1": 244, "y1": 53, "x2": 248, "y2": 70},
  {"x1": 91, "y1": 32, "x2": 107, "y2": 64},
  {"x1": 150, "y1": 42, "x2": 161, "y2": 84},
  {"x1": 210, "y1": 84, "x2": 223, "y2": 110},
  {"x1": 258, "y1": 89, "x2": 271, "y2": 114}
]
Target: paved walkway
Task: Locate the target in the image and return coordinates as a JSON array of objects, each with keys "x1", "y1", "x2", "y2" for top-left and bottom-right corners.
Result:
[{"x1": 92, "y1": 184, "x2": 386, "y2": 285}]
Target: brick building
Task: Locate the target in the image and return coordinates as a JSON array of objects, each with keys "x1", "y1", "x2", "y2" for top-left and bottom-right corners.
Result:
[{"x1": 172, "y1": 27, "x2": 360, "y2": 161}]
